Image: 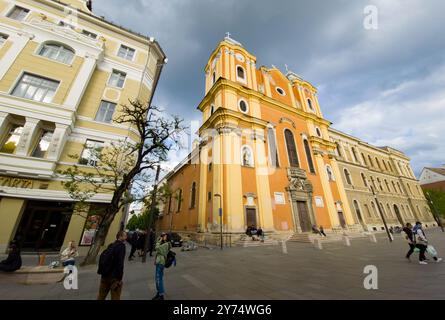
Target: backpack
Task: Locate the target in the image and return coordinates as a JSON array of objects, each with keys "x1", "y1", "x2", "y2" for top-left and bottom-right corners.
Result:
[
  {"x1": 97, "y1": 242, "x2": 116, "y2": 276},
  {"x1": 164, "y1": 250, "x2": 176, "y2": 268}
]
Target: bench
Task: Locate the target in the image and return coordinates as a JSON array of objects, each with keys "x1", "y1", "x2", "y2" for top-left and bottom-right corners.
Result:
[{"x1": 0, "y1": 266, "x2": 65, "y2": 285}]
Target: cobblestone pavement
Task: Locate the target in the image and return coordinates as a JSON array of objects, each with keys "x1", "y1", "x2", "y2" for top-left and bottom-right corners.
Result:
[{"x1": 1, "y1": 229, "x2": 445, "y2": 300}]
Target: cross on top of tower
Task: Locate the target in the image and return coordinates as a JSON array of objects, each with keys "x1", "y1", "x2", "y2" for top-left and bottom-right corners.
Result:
[{"x1": 223, "y1": 32, "x2": 243, "y2": 47}]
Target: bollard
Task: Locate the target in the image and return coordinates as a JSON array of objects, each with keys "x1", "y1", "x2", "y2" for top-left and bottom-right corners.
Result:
[
  {"x1": 369, "y1": 233, "x2": 377, "y2": 243},
  {"x1": 343, "y1": 236, "x2": 351, "y2": 247},
  {"x1": 38, "y1": 253, "x2": 46, "y2": 266},
  {"x1": 281, "y1": 240, "x2": 288, "y2": 254},
  {"x1": 314, "y1": 238, "x2": 323, "y2": 250}
]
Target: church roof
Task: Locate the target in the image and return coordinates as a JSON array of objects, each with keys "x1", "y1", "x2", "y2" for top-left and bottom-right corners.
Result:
[
  {"x1": 224, "y1": 33, "x2": 243, "y2": 47},
  {"x1": 425, "y1": 167, "x2": 445, "y2": 176}
]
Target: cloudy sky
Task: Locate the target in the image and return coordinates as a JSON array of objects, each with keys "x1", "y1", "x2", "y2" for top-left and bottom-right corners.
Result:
[{"x1": 94, "y1": 0, "x2": 445, "y2": 176}]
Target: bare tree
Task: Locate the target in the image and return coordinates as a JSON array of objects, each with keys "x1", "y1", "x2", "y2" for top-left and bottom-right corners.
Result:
[{"x1": 59, "y1": 100, "x2": 184, "y2": 265}]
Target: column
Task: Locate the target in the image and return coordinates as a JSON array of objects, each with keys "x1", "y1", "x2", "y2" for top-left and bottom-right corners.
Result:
[
  {"x1": 314, "y1": 154, "x2": 340, "y2": 228},
  {"x1": 15, "y1": 117, "x2": 41, "y2": 157},
  {"x1": 0, "y1": 33, "x2": 32, "y2": 81},
  {"x1": 251, "y1": 62, "x2": 258, "y2": 91},
  {"x1": 330, "y1": 157, "x2": 356, "y2": 226},
  {"x1": 246, "y1": 59, "x2": 253, "y2": 89},
  {"x1": 253, "y1": 128, "x2": 274, "y2": 231},
  {"x1": 262, "y1": 70, "x2": 272, "y2": 97},
  {"x1": 287, "y1": 83, "x2": 297, "y2": 108},
  {"x1": 0, "y1": 112, "x2": 11, "y2": 139},
  {"x1": 0, "y1": 198, "x2": 26, "y2": 253},
  {"x1": 47, "y1": 123, "x2": 70, "y2": 161},
  {"x1": 198, "y1": 143, "x2": 209, "y2": 232},
  {"x1": 64, "y1": 54, "x2": 98, "y2": 110},
  {"x1": 222, "y1": 129, "x2": 243, "y2": 232}
]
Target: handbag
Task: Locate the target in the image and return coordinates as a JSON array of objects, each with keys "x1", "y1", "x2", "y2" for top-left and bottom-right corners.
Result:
[{"x1": 427, "y1": 245, "x2": 438, "y2": 257}]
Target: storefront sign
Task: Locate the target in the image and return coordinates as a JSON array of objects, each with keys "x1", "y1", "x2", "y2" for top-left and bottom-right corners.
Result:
[{"x1": 0, "y1": 177, "x2": 34, "y2": 189}]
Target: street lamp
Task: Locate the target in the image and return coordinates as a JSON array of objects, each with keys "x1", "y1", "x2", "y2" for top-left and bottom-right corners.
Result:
[
  {"x1": 369, "y1": 183, "x2": 393, "y2": 242},
  {"x1": 214, "y1": 194, "x2": 223, "y2": 250},
  {"x1": 425, "y1": 191, "x2": 444, "y2": 232}
]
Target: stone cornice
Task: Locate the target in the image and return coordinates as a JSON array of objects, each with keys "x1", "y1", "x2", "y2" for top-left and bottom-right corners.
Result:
[{"x1": 197, "y1": 78, "x2": 332, "y2": 127}]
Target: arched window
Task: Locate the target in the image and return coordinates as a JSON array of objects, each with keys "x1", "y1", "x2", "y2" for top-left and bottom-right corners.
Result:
[
  {"x1": 386, "y1": 203, "x2": 392, "y2": 218},
  {"x1": 351, "y1": 147, "x2": 359, "y2": 163},
  {"x1": 361, "y1": 153, "x2": 367, "y2": 166},
  {"x1": 238, "y1": 99, "x2": 248, "y2": 113},
  {"x1": 353, "y1": 200, "x2": 364, "y2": 224},
  {"x1": 397, "y1": 182, "x2": 403, "y2": 194},
  {"x1": 344, "y1": 169, "x2": 352, "y2": 185},
  {"x1": 407, "y1": 183, "x2": 412, "y2": 195},
  {"x1": 177, "y1": 189, "x2": 183, "y2": 212},
  {"x1": 368, "y1": 155, "x2": 373, "y2": 167},
  {"x1": 190, "y1": 182, "x2": 197, "y2": 209},
  {"x1": 303, "y1": 138, "x2": 315, "y2": 173},
  {"x1": 375, "y1": 157, "x2": 381, "y2": 170},
  {"x1": 361, "y1": 173, "x2": 368, "y2": 187},
  {"x1": 377, "y1": 178, "x2": 383, "y2": 191},
  {"x1": 371, "y1": 201, "x2": 378, "y2": 217},
  {"x1": 379, "y1": 203, "x2": 386, "y2": 218},
  {"x1": 315, "y1": 127, "x2": 322, "y2": 138},
  {"x1": 241, "y1": 145, "x2": 254, "y2": 167},
  {"x1": 364, "y1": 204, "x2": 372, "y2": 218},
  {"x1": 212, "y1": 72, "x2": 216, "y2": 84},
  {"x1": 392, "y1": 181, "x2": 397, "y2": 193},
  {"x1": 388, "y1": 162, "x2": 393, "y2": 172},
  {"x1": 267, "y1": 127, "x2": 279, "y2": 168},
  {"x1": 285, "y1": 129, "x2": 299, "y2": 168},
  {"x1": 385, "y1": 179, "x2": 390, "y2": 192},
  {"x1": 236, "y1": 66, "x2": 245, "y2": 82},
  {"x1": 326, "y1": 165, "x2": 335, "y2": 181},
  {"x1": 39, "y1": 42, "x2": 75, "y2": 64},
  {"x1": 336, "y1": 143, "x2": 342, "y2": 157},
  {"x1": 307, "y1": 99, "x2": 315, "y2": 112},
  {"x1": 382, "y1": 160, "x2": 388, "y2": 171},
  {"x1": 210, "y1": 105, "x2": 215, "y2": 115}
]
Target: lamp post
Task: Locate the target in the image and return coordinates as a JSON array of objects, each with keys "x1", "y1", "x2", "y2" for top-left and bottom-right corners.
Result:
[
  {"x1": 215, "y1": 194, "x2": 223, "y2": 250},
  {"x1": 425, "y1": 191, "x2": 444, "y2": 232},
  {"x1": 369, "y1": 183, "x2": 393, "y2": 242}
]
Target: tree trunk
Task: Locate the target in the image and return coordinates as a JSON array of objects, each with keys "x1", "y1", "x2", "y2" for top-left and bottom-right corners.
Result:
[{"x1": 81, "y1": 211, "x2": 116, "y2": 266}]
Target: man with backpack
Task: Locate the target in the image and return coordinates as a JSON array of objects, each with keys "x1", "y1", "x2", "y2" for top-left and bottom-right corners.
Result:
[
  {"x1": 97, "y1": 231, "x2": 127, "y2": 300},
  {"x1": 152, "y1": 232, "x2": 172, "y2": 300}
]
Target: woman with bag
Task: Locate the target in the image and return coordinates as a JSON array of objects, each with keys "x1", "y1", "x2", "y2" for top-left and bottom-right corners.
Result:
[
  {"x1": 413, "y1": 222, "x2": 442, "y2": 265},
  {"x1": 61, "y1": 241, "x2": 79, "y2": 267}
]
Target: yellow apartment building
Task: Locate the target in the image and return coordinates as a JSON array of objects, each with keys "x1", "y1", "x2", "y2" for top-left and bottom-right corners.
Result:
[{"x1": 0, "y1": 0, "x2": 166, "y2": 254}]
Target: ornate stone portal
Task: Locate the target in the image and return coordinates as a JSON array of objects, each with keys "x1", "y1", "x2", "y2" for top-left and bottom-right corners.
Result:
[{"x1": 287, "y1": 167, "x2": 316, "y2": 233}]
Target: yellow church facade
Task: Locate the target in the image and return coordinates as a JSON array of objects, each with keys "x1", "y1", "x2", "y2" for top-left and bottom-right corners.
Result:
[
  {"x1": 0, "y1": 0, "x2": 165, "y2": 253},
  {"x1": 157, "y1": 36, "x2": 436, "y2": 241}
]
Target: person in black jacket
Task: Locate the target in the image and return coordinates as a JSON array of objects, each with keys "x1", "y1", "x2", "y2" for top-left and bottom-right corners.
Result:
[
  {"x1": 97, "y1": 231, "x2": 127, "y2": 300},
  {"x1": 128, "y1": 231, "x2": 139, "y2": 261},
  {"x1": 403, "y1": 223, "x2": 415, "y2": 261},
  {"x1": 0, "y1": 243, "x2": 22, "y2": 272}
]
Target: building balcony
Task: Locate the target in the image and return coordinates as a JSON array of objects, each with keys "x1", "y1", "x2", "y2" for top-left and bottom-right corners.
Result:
[{"x1": 0, "y1": 153, "x2": 56, "y2": 179}]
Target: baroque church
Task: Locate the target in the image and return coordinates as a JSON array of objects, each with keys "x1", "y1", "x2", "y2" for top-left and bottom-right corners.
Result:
[{"x1": 156, "y1": 35, "x2": 436, "y2": 242}]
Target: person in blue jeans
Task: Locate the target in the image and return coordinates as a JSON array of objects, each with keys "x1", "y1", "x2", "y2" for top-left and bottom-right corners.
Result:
[{"x1": 152, "y1": 232, "x2": 171, "y2": 300}]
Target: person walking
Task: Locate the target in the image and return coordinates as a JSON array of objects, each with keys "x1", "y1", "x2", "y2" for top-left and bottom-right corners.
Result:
[
  {"x1": 319, "y1": 226, "x2": 327, "y2": 237},
  {"x1": 413, "y1": 222, "x2": 428, "y2": 264},
  {"x1": 97, "y1": 231, "x2": 127, "y2": 300},
  {"x1": 128, "y1": 231, "x2": 139, "y2": 261},
  {"x1": 152, "y1": 232, "x2": 171, "y2": 300},
  {"x1": 402, "y1": 223, "x2": 415, "y2": 262}
]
